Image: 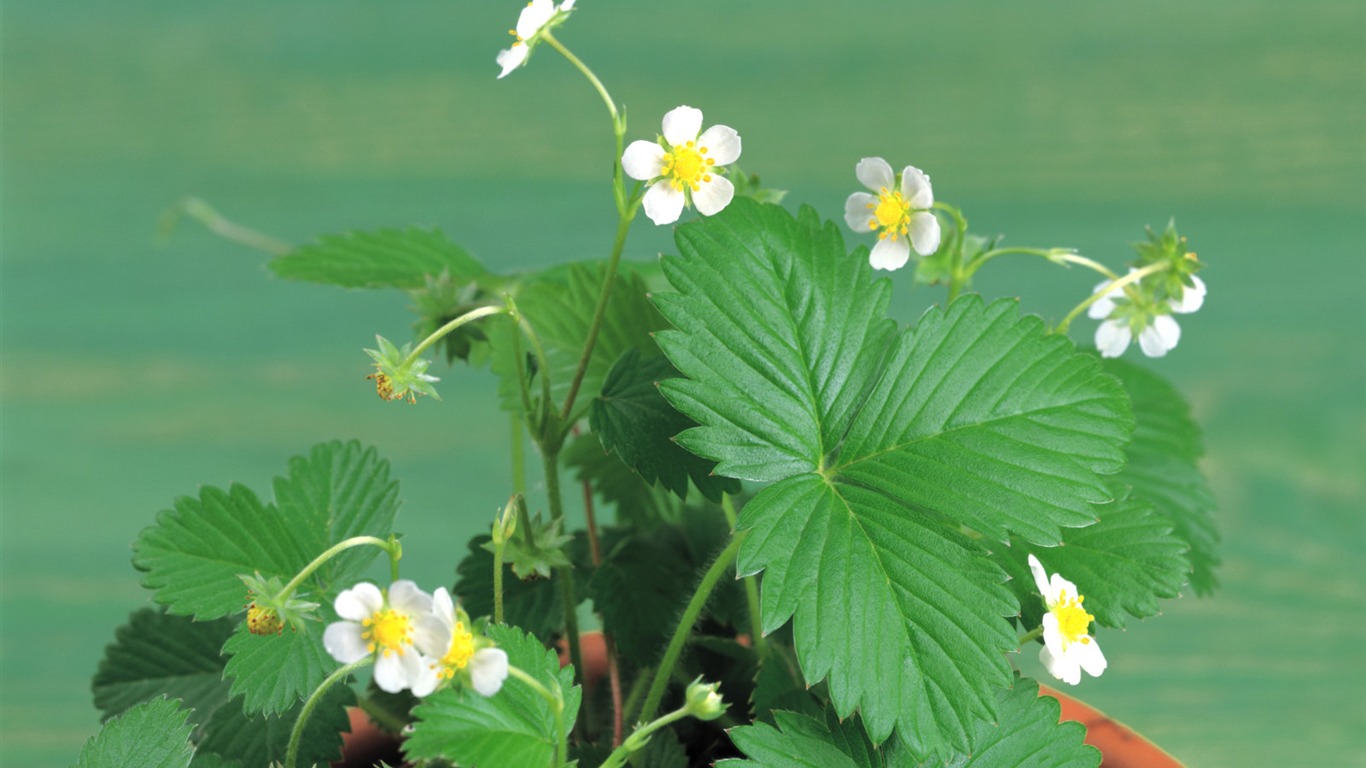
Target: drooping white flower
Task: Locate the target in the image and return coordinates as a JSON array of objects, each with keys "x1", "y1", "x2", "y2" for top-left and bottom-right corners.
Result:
[
  {"x1": 1027, "y1": 554, "x2": 1106, "y2": 686},
  {"x1": 413, "y1": 587, "x2": 510, "y2": 697},
  {"x1": 843, "y1": 157, "x2": 941, "y2": 271},
  {"x1": 323, "y1": 580, "x2": 435, "y2": 694},
  {"x1": 1088, "y1": 272, "x2": 1205, "y2": 358},
  {"x1": 622, "y1": 106, "x2": 742, "y2": 226},
  {"x1": 495, "y1": 0, "x2": 576, "y2": 79}
]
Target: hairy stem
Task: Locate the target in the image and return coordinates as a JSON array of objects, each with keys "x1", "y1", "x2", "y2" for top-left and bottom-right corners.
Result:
[
  {"x1": 285, "y1": 658, "x2": 371, "y2": 768},
  {"x1": 721, "y1": 494, "x2": 766, "y2": 658}
]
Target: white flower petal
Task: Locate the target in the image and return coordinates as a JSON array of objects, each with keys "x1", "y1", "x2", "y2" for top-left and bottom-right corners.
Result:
[
  {"x1": 697, "y1": 125, "x2": 741, "y2": 166},
  {"x1": 412, "y1": 614, "x2": 450, "y2": 658},
  {"x1": 642, "y1": 180, "x2": 686, "y2": 226},
  {"x1": 1040, "y1": 643, "x2": 1082, "y2": 685},
  {"x1": 496, "y1": 44, "x2": 529, "y2": 79},
  {"x1": 1076, "y1": 637, "x2": 1108, "y2": 678},
  {"x1": 469, "y1": 648, "x2": 510, "y2": 696},
  {"x1": 335, "y1": 583, "x2": 383, "y2": 621},
  {"x1": 661, "y1": 106, "x2": 703, "y2": 146},
  {"x1": 431, "y1": 587, "x2": 456, "y2": 628},
  {"x1": 1048, "y1": 573, "x2": 1078, "y2": 602},
  {"x1": 515, "y1": 0, "x2": 557, "y2": 39},
  {"x1": 900, "y1": 165, "x2": 934, "y2": 209},
  {"x1": 388, "y1": 580, "x2": 432, "y2": 616},
  {"x1": 323, "y1": 622, "x2": 369, "y2": 664},
  {"x1": 373, "y1": 649, "x2": 422, "y2": 694},
  {"x1": 844, "y1": 192, "x2": 878, "y2": 232},
  {"x1": 559, "y1": 0, "x2": 577, "y2": 10},
  {"x1": 868, "y1": 237, "x2": 911, "y2": 271},
  {"x1": 692, "y1": 174, "x2": 735, "y2": 217},
  {"x1": 855, "y1": 157, "x2": 895, "y2": 192},
  {"x1": 409, "y1": 659, "x2": 442, "y2": 698},
  {"x1": 1171, "y1": 275, "x2": 1206, "y2": 314},
  {"x1": 1095, "y1": 319, "x2": 1131, "y2": 358},
  {"x1": 1088, "y1": 281, "x2": 1118, "y2": 319},
  {"x1": 908, "y1": 211, "x2": 941, "y2": 256},
  {"x1": 1027, "y1": 554, "x2": 1052, "y2": 597},
  {"x1": 1139, "y1": 315, "x2": 1181, "y2": 357},
  {"x1": 621, "y1": 140, "x2": 666, "y2": 181}
]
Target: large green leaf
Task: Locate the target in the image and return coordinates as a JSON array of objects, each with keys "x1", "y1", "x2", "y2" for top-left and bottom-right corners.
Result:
[
  {"x1": 937, "y1": 678, "x2": 1098, "y2": 768},
  {"x1": 998, "y1": 486, "x2": 1190, "y2": 630},
  {"x1": 591, "y1": 347, "x2": 741, "y2": 502},
  {"x1": 74, "y1": 697, "x2": 196, "y2": 768},
  {"x1": 565, "y1": 432, "x2": 680, "y2": 526},
  {"x1": 220, "y1": 620, "x2": 338, "y2": 716},
  {"x1": 195, "y1": 686, "x2": 353, "y2": 767},
  {"x1": 269, "y1": 227, "x2": 487, "y2": 289},
  {"x1": 92, "y1": 608, "x2": 236, "y2": 727},
  {"x1": 653, "y1": 199, "x2": 1132, "y2": 752},
  {"x1": 723, "y1": 709, "x2": 907, "y2": 768},
  {"x1": 404, "y1": 624, "x2": 583, "y2": 766},
  {"x1": 1103, "y1": 359, "x2": 1220, "y2": 594}
]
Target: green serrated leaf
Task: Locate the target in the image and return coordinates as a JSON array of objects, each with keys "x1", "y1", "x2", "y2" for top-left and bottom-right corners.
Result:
[
  {"x1": 491, "y1": 261, "x2": 668, "y2": 419},
  {"x1": 74, "y1": 697, "x2": 196, "y2": 768},
  {"x1": 565, "y1": 433, "x2": 680, "y2": 526},
  {"x1": 751, "y1": 642, "x2": 823, "y2": 725},
  {"x1": 588, "y1": 527, "x2": 694, "y2": 663},
  {"x1": 591, "y1": 347, "x2": 740, "y2": 503},
  {"x1": 404, "y1": 624, "x2": 582, "y2": 766},
  {"x1": 936, "y1": 677, "x2": 1099, "y2": 768},
  {"x1": 723, "y1": 709, "x2": 903, "y2": 768},
  {"x1": 654, "y1": 199, "x2": 1133, "y2": 752},
  {"x1": 196, "y1": 685, "x2": 353, "y2": 768},
  {"x1": 221, "y1": 620, "x2": 338, "y2": 716},
  {"x1": 270, "y1": 227, "x2": 487, "y2": 289},
  {"x1": 454, "y1": 534, "x2": 588, "y2": 638},
  {"x1": 1103, "y1": 358, "x2": 1220, "y2": 594},
  {"x1": 999, "y1": 486, "x2": 1189, "y2": 630},
  {"x1": 134, "y1": 440, "x2": 398, "y2": 621},
  {"x1": 92, "y1": 608, "x2": 236, "y2": 727}
]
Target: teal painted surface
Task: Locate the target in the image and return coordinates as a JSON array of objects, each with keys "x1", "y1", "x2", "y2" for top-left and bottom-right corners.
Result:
[{"x1": 3, "y1": 1, "x2": 1363, "y2": 764}]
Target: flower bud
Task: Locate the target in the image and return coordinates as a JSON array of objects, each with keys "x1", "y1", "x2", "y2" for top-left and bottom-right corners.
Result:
[{"x1": 683, "y1": 677, "x2": 727, "y2": 721}]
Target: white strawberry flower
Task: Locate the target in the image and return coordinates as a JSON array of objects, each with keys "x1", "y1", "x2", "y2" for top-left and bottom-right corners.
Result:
[
  {"x1": 1089, "y1": 272, "x2": 1206, "y2": 358},
  {"x1": 413, "y1": 587, "x2": 510, "y2": 697},
  {"x1": 843, "y1": 157, "x2": 941, "y2": 270},
  {"x1": 622, "y1": 106, "x2": 742, "y2": 226},
  {"x1": 1027, "y1": 554, "x2": 1107, "y2": 686},
  {"x1": 496, "y1": 0, "x2": 577, "y2": 79},
  {"x1": 323, "y1": 580, "x2": 436, "y2": 694}
]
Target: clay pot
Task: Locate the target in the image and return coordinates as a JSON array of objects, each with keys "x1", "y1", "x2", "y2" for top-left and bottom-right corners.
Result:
[{"x1": 1038, "y1": 684, "x2": 1185, "y2": 768}]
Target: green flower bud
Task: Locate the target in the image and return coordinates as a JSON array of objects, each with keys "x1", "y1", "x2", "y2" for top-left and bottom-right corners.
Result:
[{"x1": 683, "y1": 677, "x2": 727, "y2": 722}]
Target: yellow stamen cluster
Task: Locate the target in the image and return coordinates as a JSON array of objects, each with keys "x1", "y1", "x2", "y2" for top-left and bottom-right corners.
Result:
[
  {"x1": 362, "y1": 608, "x2": 413, "y2": 658},
  {"x1": 663, "y1": 140, "x2": 716, "y2": 192},
  {"x1": 1051, "y1": 589, "x2": 1096, "y2": 647},
  {"x1": 436, "y1": 621, "x2": 476, "y2": 680},
  {"x1": 866, "y1": 187, "x2": 911, "y2": 241}
]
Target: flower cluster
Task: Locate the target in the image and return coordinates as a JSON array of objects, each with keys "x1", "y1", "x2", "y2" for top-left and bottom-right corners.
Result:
[
  {"x1": 1089, "y1": 223, "x2": 1207, "y2": 358},
  {"x1": 323, "y1": 580, "x2": 508, "y2": 697},
  {"x1": 496, "y1": 0, "x2": 577, "y2": 79},
  {"x1": 1027, "y1": 555, "x2": 1106, "y2": 685}
]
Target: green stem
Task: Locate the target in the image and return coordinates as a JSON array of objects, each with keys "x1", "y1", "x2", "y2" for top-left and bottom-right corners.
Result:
[
  {"x1": 558, "y1": 211, "x2": 632, "y2": 425},
  {"x1": 353, "y1": 691, "x2": 409, "y2": 734},
  {"x1": 507, "y1": 665, "x2": 568, "y2": 767},
  {"x1": 597, "y1": 706, "x2": 692, "y2": 768},
  {"x1": 159, "y1": 196, "x2": 291, "y2": 255},
  {"x1": 493, "y1": 532, "x2": 506, "y2": 627},
  {"x1": 1018, "y1": 626, "x2": 1045, "y2": 646},
  {"x1": 1055, "y1": 260, "x2": 1169, "y2": 333},
  {"x1": 541, "y1": 445, "x2": 590, "y2": 738},
  {"x1": 933, "y1": 202, "x2": 970, "y2": 302},
  {"x1": 639, "y1": 535, "x2": 742, "y2": 721},
  {"x1": 541, "y1": 31, "x2": 618, "y2": 124},
  {"x1": 285, "y1": 658, "x2": 371, "y2": 768},
  {"x1": 721, "y1": 494, "x2": 766, "y2": 659},
  {"x1": 402, "y1": 304, "x2": 506, "y2": 367},
  {"x1": 277, "y1": 536, "x2": 396, "y2": 603}
]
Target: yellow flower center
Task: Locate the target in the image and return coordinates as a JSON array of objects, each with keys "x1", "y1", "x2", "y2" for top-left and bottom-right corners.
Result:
[
  {"x1": 867, "y1": 187, "x2": 911, "y2": 241},
  {"x1": 246, "y1": 603, "x2": 284, "y2": 636},
  {"x1": 663, "y1": 140, "x2": 716, "y2": 192},
  {"x1": 362, "y1": 608, "x2": 412, "y2": 658},
  {"x1": 437, "y1": 621, "x2": 476, "y2": 680},
  {"x1": 1051, "y1": 589, "x2": 1096, "y2": 647}
]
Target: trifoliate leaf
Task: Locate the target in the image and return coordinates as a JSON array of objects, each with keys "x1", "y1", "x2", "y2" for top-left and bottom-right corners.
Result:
[
  {"x1": 998, "y1": 486, "x2": 1189, "y2": 630},
  {"x1": 74, "y1": 697, "x2": 196, "y2": 768},
  {"x1": 404, "y1": 625, "x2": 583, "y2": 766},
  {"x1": 134, "y1": 440, "x2": 399, "y2": 621},
  {"x1": 1103, "y1": 358, "x2": 1220, "y2": 593},
  {"x1": 591, "y1": 347, "x2": 740, "y2": 503},
  {"x1": 936, "y1": 677, "x2": 1099, "y2": 768},
  {"x1": 220, "y1": 620, "x2": 338, "y2": 716},
  {"x1": 270, "y1": 227, "x2": 487, "y2": 289},
  {"x1": 92, "y1": 608, "x2": 236, "y2": 728},
  {"x1": 654, "y1": 199, "x2": 1132, "y2": 752}
]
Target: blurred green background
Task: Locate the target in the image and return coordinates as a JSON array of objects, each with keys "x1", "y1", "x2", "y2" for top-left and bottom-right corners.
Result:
[{"x1": 3, "y1": 1, "x2": 1363, "y2": 764}]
